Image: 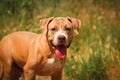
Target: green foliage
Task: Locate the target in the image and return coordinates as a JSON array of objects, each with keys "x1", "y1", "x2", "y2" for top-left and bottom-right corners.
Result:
[{"x1": 0, "y1": 0, "x2": 120, "y2": 80}]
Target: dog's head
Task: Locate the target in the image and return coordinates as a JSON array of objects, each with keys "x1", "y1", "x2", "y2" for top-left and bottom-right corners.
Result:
[{"x1": 40, "y1": 17, "x2": 81, "y2": 59}]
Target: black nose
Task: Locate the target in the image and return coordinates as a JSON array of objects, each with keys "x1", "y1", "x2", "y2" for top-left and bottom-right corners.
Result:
[{"x1": 58, "y1": 35, "x2": 66, "y2": 42}]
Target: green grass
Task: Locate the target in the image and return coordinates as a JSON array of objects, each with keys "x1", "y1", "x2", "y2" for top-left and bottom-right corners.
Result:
[{"x1": 0, "y1": 0, "x2": 120, "y2": 80}]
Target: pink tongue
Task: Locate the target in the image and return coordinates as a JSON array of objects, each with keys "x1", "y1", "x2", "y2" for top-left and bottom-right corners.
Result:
[{"x1": 55, "y1": 47, "x2": 67, "y2": 59}]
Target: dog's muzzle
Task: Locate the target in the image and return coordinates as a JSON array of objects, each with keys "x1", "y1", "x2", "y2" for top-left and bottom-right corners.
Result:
[
  {"x1": 52, "y1": 29, "x2": 68, "y2": 47},
  {"x1": 51, "y1": 34, "x2": 68, "y2": 59}
]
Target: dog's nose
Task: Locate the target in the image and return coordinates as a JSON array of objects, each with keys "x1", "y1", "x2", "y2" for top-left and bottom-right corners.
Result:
[{"x1": 58, "y1": 35, "x2": 66, "y2": 42}]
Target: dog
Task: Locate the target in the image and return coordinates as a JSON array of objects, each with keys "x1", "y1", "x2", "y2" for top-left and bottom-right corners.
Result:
[{"x1": 0, "y1": 17, "x2": 81, "y2": 80}]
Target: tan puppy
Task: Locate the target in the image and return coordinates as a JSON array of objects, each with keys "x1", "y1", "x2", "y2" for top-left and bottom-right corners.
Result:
[{"x1": 0, "y1": 17, "x2": 81, "y2": 80}]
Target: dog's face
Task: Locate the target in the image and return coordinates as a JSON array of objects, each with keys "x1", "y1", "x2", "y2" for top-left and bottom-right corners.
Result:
[
  {"x1": 40, "y1": 17, "x2": 81, "y2": 59},
  {"x1": 48, "y1": 18, "x2": 73, "y2": 48}
]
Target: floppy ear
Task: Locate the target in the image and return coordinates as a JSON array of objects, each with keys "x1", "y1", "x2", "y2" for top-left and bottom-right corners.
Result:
[
  {"x1": 39, "y1": 17, "x2": 54, "y2": 31},
  {"x1": 67, "y1": 17, "x2": 81, "y2": 34}
]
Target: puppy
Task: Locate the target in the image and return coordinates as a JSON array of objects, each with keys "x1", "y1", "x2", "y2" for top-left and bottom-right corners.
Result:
[{"x1": 0, "y1": 17, "x2": 81, "y2": 80}]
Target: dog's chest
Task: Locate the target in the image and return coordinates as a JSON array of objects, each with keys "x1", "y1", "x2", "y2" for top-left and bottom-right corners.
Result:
[
  {"x1": 38, "y1": 57, "x2": 65, "y2": 75},
  {"x1": 45, "y1": 58, "x2": 63, "y2": 70}
]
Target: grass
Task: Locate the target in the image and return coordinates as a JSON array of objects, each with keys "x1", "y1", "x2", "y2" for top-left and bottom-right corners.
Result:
[{"x1": 0, "y1": 0, "x2": 120, "y2": 80}]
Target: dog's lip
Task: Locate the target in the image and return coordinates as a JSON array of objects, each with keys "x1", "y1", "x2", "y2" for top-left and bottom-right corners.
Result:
[{"x1": 50, "y1": 41, "x2": 67, "y2": 59}]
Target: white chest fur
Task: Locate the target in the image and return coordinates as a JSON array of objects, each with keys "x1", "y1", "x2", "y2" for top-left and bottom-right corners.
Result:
[
  {"x1": 47, "y1": 58, "x2": 55, "y2": 64},
  {"x1": 46, "y1": 57, "x2": 63, "y2": 69}
]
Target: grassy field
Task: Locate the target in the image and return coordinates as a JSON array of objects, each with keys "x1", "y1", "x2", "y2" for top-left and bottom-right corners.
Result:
[{"x1": 0, "y1": 0, "x2": 120, "y2": 80}]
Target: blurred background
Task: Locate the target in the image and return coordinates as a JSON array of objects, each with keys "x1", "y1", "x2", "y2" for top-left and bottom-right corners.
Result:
[{"x1": 0, "y1": 0, "x2": 120, "y2": 80}]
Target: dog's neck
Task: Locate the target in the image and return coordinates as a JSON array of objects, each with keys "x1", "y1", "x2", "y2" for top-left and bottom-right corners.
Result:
[{"x1": 36, "y1": 33, "x2": 54, "y2": 58}]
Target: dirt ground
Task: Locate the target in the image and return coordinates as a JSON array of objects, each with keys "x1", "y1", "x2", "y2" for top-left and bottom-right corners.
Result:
[
  {"x1": 19, "y1": 74, "x2": 67, "y2": 80},
  {"x1": 36, "y1": 76, "x2": 51, "y2": 80},
  {"x1": 19, "y1": 76, "x2": 51, "y2": 80}
]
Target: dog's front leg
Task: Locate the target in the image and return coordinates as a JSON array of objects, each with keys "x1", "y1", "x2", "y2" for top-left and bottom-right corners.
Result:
[
  {"x1": 24, "y1": 66, "x2": 35, "y2": 80},
  {"x1": 51, "y1": 71, "x2": 62, "y2": 80},
  {"x1": 23, "y1": 39, "x2": 42, "y2": 80}
]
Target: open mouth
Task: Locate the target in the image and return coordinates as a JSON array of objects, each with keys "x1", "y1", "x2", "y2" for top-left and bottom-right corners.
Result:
[
  {"x1": 54, "y1": 45, "x2": 67, "y2": 59},
  {"x1": 51, "y1": 41, "x2": 67, "y2": 59}
]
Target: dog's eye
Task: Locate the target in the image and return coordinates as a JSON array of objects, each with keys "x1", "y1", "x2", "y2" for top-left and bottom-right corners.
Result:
[
  {"x1": 65, "y1": 27, "x2": 71, "y2": 31},
  {"x1": 51, "y1": 28, "x2": 56, "y2": 31}
]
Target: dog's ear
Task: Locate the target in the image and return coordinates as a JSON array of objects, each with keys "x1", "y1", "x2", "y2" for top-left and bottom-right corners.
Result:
[
  {"x1": 67, "y1": 17, "x2": 81, "y2": 34},
  {"x1": 39, "y1": 17, "x2": 54, "y2": 31}
]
